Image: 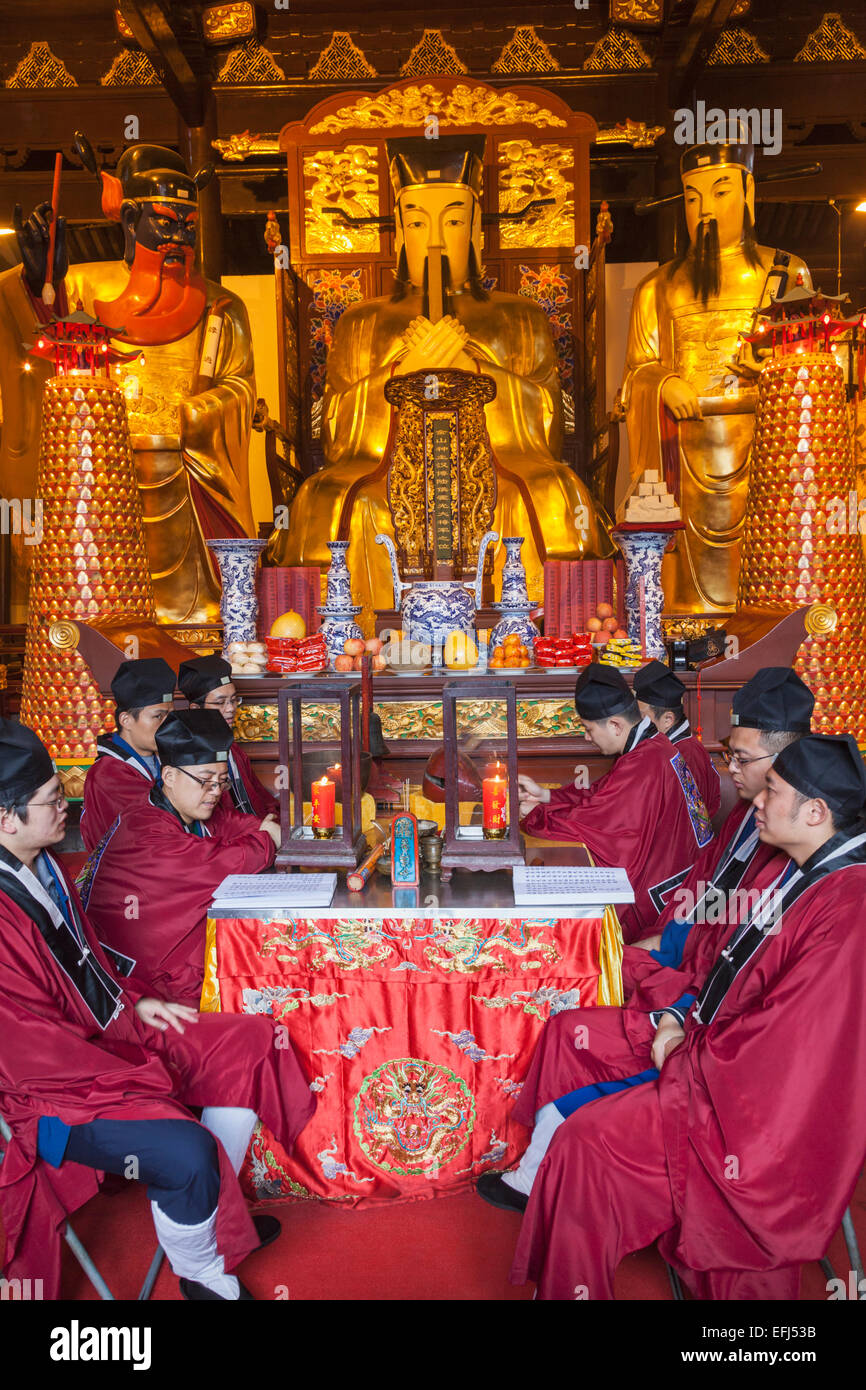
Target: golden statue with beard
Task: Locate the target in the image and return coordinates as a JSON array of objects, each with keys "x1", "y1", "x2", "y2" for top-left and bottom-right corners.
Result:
[
  {"x1": 621, "y1": 141, "x2": 812, "y2": 614},
  {"x1": 0, "y1": 141, "x2": 256, "y2": 625},
  {"x1": 268, "y1": 136, "x2": 612, "y2": 617}
]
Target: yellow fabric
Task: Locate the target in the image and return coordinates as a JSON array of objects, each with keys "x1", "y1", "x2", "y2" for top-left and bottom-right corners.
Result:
[
  {"x1": 200, "y1": 917, "x2": 221, "y2": 1013},
  {"x1": 410, "y1": 792, "x2": 479, "y2": 832}
]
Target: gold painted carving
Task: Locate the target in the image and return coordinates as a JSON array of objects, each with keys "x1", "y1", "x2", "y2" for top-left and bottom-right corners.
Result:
[
  {"x1": 310, "y1": 84, "x2": 567, "y2": 135},
  {"x1": 57, "y1": 765, "x2": 89, "y2": 800},
  {"x1": 234, "y1": 697, "x2": 583, "y2": 743},
  {"x1": 583, "y1": 27, "x2": 652, "y2": 72},
  {"x1": 310, "y1": 32, "x2": 378, "y2": 81},
  {"x1": 610, "y1": 0, "x2": 663, "y2": 23},
  {"x1": 165, "y1": 627, "x2": 223, "y2": 649},
  {"x1": 304, "y1": 146, "x2": 380, "y2": 255},
  {"x1": 202, "y1": 3, "x2": 256, "y2": 43},
  {"x1": 399, "y1": 29, "x2": 468, "y2": 78},
  {"x1": 101, "y1": 49, "x2": 162, "y2": 86},
  {"x1": 795, "y1": 12, "x2": 866, "y2": 61},
  {"x1": 492, "y1": 26, "x2": 559, "y2": 75},
  {"x1": 707, "y1": 27, "x2": 770, "y2": 65},
  {"x1": 212, "y1": 131, "x2": 280, "y2": 162},
  {"x1": 216, "y1": 39, "x2": 285, "y2": 84},
  {"x1": 804, "y1": 602, "x2": 838, "y2": 638},
  {"x1": 498, "y1": 140, "x2": 574, "y2": 250},
  {"x1": 596, "y1": 119, "x2": 664, "y2": 147},
  {"x1": 0, "y1": 664, "x2": 6, "y2": 692},
  {"x1": 114, "y1": 8, "x2": 134, "y2": 40},
  {"x1": 6, "y1": 42, "x2": 77, "y2": 88}
]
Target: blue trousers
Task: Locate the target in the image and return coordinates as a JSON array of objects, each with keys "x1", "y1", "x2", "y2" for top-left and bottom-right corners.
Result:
[{"x1": 61, "y1": 1119, "x2": 221, "y2": 1224}]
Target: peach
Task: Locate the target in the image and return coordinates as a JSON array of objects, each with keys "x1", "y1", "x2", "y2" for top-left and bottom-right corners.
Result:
[
  {"x1": 365, "y1": 637, "x2": 383, "y2": 655},
  {"x1": 602, "y1": 616, "x2": 619, "y2": 633},
  {"x1": 334, "y1": 654, "x2": 353, "y2": 672},
  {"x1": 372, "y1": 653, "x2": 388, "y2": 672},
  {"x1": 344, "y1": 637, "x2": 365, "y2": 656},
  {"x1": 596, "y1": 602, "x2": 614, "y2": 620},
  {"x1": 352, "y1": 654, "x2": 365, "y2": 670},
  {"x1": 586, "y1": 616, "x2": 602, "y2": 632},
  {"x1": 593, "y1": 631, "x2": 610, "y2": 645},
  {"x1": 612, "y1": 628, "x2": 629, "y2": 640}
]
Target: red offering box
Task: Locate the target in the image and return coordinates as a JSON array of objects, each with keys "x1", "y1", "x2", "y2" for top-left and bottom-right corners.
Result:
[{"x1": 265, "y1": 635, "x2": 327, "y2": 674}]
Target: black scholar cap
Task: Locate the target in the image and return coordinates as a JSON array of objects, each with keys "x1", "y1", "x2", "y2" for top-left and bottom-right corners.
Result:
[
  {"x1": 633, "y1": 659, "x2": 686, "y2": 711},
  {"x1": 111, "y1": 658, "x2": 176, "y2": 714},
  {"x1": 730, "y1": 668, "x2": 814, "y2": 734},
  {"x1": 774, "y1": 733, "x2": 866, "y2": 817},
  {"x1": 155, "y1": 709, "x2": 233, "y2": 769},
  {"x1": 575, "y1": 665, "x2": 635, "y2": 721},
  {"x1": 0, "y1": 718, "x2": 56, "y2": 803},
  {"x1": 177, "y1": 655, "x2": 232, "y2": 705}
]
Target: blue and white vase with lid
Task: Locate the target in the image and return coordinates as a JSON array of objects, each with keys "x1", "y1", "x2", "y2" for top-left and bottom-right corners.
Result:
[
  {"x1": 317, "y1": 540, "x2": 364, "y2": 664},
  {"x1": 489, "y1": 537, "x2": 540, "y2": 650}
]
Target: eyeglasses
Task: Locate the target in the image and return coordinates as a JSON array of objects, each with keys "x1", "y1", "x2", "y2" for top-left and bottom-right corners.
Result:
[
  {"x1": 207, "y1": 695, "x2": 243, "y2": 710},
  {"x1": 178, "y1": 767, "x2": 230, "y2": 791},
  {"x1": 720, "y1": 749, "x2": 777, "y2": 770},
  {"x1": 29, "y1": 793, "x2": 67, "y2": 809}
]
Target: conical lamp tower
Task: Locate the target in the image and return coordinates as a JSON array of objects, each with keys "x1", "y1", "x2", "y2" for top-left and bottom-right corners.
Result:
[
  {"x1": 19, "y1": 307, "x2": 157, "y2": 776},
  {"x1": 737, "y1": 319, "x2": 866, "y2": 740}
]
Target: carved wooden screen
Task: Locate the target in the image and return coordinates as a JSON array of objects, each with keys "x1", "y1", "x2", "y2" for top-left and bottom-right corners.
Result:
[{"x1": 275, "y1": 78, "x2": 596, "y2": 483}]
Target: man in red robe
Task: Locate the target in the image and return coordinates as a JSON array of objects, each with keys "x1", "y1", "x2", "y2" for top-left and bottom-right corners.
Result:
[
  {"x1": 518, "y1": 665, "x2": 715, "y2": 940},
  {"x1": 0, "y1": 718, "x2": 314, "y2": 1301},
  {"x1": 79, "y1": 657, "x2": 176, "y2": 853},
  {"x1": 81, "y1": 709, "x2": 280, "y2": 1005},
  {"x1": 479, "y1": 667, "x2": 814, "y2": 1217},
  {"x1": 177, "y1": 655, "x2": 278, "y2": 820},
  {"x1": 631, "y1": 659, "x2": 720, "y2": 819},
  {"x1": 624, "y1": 665, "x2": 814, "y2": 997},
  {"x1": 508, "y1": 732, "x2": 866, "y2": 1299}
]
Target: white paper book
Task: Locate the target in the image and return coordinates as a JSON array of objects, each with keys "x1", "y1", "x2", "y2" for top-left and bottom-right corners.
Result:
[
  {"x1": 512, "y1": 865, "x2": 634, "y2": 907},
  {"x1": 210, "y1": 872, "x2": 337, "y2": 914}
]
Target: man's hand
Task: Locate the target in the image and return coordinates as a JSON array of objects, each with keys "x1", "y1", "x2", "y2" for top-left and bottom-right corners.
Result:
[
  {"x1": 632, "y1": 934, "x2": 662, "y2": 953},
  {"x1": 259, "y1": 814, "x2": 282, "y2": 849},
  {"x1": 517, "y1": 774, "x2": 550, "y2": 821},
  {"x1": 650, "y1": 1014, "x2": 685, "y2": 1070},
  {"x1": 135, "y1": 998, "x2": 199, "y2": 1034},
  {"x1": 661, "y1": 375, "x2": 703, "y2": 422}
]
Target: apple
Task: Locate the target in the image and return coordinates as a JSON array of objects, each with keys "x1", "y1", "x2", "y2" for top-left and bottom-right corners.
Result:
[
  {"x1": 587, "y1": 616, "x2": 602, "y2": 632},
  {"x1": 593, "y1": 631, "x2": 610, "y2": 645},
  {"x1": 344, "y1": 638, "x2": 365, "y2": 657},
  {"x1": 372, "y1": 653, "x2": 387, "y2": 672},
  {"x1": 334, "y1": 654, "x2": 353, "y2": 672},
  {"x1": 612, "y1": 628, "x2": 629, "y2": 640},
  {"x1": 353, "y1": 654, "x2": 365, "y2": 670},
  {"x1": 602, "y1": 617, "x2": 619, "y2": 633},
  {"x1": 596, "y1": 602, "x2": 614, "y2": 620},
  {"x1": 365, "y1": 637, "x2": 383, "y2": 655}
]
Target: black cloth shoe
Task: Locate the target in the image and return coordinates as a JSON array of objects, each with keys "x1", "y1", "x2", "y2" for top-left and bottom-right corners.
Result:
[
  {"x1": 253, "y1": 1213, "x2": 281, "y2": 1251},
  {"x1": 179, "y1": 1277, "x2": 255, "y2": 1301},
  {"x1": 476, "y1": 1171, "x2": 528, "y2": 1214}
]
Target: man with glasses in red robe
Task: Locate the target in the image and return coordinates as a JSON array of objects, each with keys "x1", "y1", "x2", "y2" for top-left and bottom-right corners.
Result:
[
  {"x1": 81, "y1": 709, "x2": 280, "y2": 1005},
  {"x1": 177, "y1": 655, "x2": 278, "y2": 820}
]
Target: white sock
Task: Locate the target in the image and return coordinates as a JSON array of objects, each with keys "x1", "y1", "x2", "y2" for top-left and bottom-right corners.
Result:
[
  {"x1": 200, "y1": 1106, "x2": 258, "y2": 1175},
  {"x1": 502, "y1": 1102, "x2": 566, "y2": 1196},
  {"x1": 151, "y1": 1203, "x2": 239, "y2": 1300}
]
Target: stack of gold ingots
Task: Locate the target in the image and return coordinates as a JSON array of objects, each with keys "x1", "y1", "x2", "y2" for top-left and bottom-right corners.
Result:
[{"x1": 737, "y1": 353, "x2": 866, "y2": 741}]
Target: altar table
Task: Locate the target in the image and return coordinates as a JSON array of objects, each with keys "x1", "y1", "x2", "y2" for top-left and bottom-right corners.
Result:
[{"x1": 202, "y1": 871, "x2": 623, "y2": 1206}]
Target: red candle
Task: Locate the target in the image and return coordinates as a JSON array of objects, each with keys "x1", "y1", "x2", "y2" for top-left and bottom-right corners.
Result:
[
  {"x1": 482, "y1": 773, "x2": 508, "y2": 840},
  {"x1": 311, "y1": 775, "x2": 335, "y2": 838}
]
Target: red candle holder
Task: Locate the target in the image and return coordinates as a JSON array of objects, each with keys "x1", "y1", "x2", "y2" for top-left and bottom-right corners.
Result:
[
  {"x1": 441, "y1": 678, "x2": 524, "y2": 877},
  {"x1": 276, "y1": 681, "x2": 366, "y2": 870}
]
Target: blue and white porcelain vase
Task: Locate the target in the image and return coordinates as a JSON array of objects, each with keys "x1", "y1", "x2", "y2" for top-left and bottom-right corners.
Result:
[
  {"x1": 489, "y1": 537, "x2": 540, "y2": 651},
  {"x1": 317, "y1": 539, "x2": 363, "y2": 664},
  {"x1": 612, "y1": 528, "x2": 669, "y2": 660},
  {"x1": 207, "y1": 538, "x2": 267, "y2": 651}
]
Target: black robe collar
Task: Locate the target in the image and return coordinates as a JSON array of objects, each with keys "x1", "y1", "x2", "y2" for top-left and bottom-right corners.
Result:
[
  {"x1": 693, "y1": 828, "x2": 866, "y2": 1026},
  {"x1": 623, "y1": 716, "x2": 657, "y2": 756},
  {"x1": 667, "y1": 718, "x2": 691, "y2": 745},
  {"x1": 0, "y1": 844, "x2": 125, "y2": 1030},
  {"x1": 227, "y1": 749, "x2": 254, "y2": 816}
]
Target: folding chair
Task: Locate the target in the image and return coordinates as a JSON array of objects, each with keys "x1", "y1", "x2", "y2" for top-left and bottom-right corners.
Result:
[
  {"x1": 663, "y1": 1204, "x2": 865, "y2": 1301},
  {"x1": 0, "y1": 1113, "x2": 164, "y2": 1300}
]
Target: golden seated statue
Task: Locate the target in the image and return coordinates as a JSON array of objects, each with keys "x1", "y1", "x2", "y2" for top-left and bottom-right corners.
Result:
[{"x1": 268, "y1": 135, "x2": 612, "y2": 625}]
